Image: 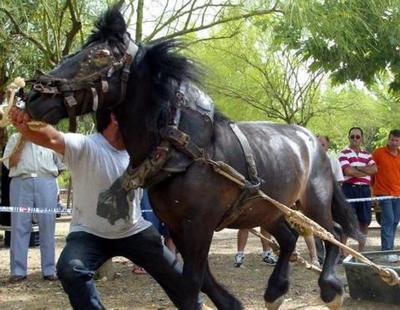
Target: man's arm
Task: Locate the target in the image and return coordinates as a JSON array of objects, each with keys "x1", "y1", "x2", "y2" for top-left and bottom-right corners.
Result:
[
  {"x1": 343, "y1": 164, "x2": 377, "y2": 177},
  {"x1": 9, "y1": 107, "x2": 65, "y2": 155},
  {"x1": 356, "y1": 164, "x2": 377, "y2": 176}
]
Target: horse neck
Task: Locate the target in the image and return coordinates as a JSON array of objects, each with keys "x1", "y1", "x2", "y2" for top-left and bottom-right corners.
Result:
[{"x1": 117, "y1": 103, "x2": 161, "y2": 167}]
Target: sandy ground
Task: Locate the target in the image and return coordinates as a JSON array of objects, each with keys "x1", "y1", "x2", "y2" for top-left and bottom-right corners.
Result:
[{"x1": 0, "y1": 217, "x2": 399, "y2": 309}]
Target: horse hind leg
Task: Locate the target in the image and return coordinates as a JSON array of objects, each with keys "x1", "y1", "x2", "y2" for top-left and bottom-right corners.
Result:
[
  {"x1": 299, "y1": 183, "x2": 344, "y2": 308},
  {"x1": 264, "y1": 218, "x2": 298, "y2": 309}
]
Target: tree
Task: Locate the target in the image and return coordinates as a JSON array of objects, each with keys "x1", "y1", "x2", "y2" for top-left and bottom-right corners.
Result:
[
  {"x1": 196, "y1": 19, "x2": 346, "y2": 126},
  {"x1": 273, "y1": 0, "x2": 400, "y2": 92}
]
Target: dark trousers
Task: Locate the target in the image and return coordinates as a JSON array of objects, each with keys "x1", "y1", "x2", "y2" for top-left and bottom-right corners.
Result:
[{"x1": 57, "y1": 226, "x2": 191, "y2": 309}]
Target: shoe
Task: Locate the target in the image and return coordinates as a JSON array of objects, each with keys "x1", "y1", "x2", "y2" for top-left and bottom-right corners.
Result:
[
  {"x1": 336, "y1": 254, "x2": 345, "y2": 265},
  {"x1": 9, "y1": 275, "x2": 27, "y2": 283},
  {"x1": 386, "y1": 254, "x2": 399, "y2": 263},
  {"x1": 234, "y1": 253, "x2": 244, "y2": 267},
  {"x1": 43, "y1": 274, "x2": 58, "y2": 281},
  {"x1": 262, "y1": 251, "x2": 277, "y2": 266},
  {"x1": 311, "y1": 259, "x2": 321, "y2": 267}
]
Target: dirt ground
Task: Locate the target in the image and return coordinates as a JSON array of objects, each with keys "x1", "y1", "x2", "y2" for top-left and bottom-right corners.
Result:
[{"x1": 0, "y1": 217, "x2": 399, "y2": 310}]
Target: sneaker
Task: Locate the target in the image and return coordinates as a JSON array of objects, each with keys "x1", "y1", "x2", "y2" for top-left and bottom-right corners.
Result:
[
  {"x1": 387, "y1": 254, "x2": 399, "y2": 263},
  {"x1": 234, "y1": 253, "x2": 244, "y2": 267},
  {"x1": 262, "y1": 251, "x2": 277, "y2": 266},
  {"x1": 311, "y1": 259, "x2": 321, "y2": 267}
]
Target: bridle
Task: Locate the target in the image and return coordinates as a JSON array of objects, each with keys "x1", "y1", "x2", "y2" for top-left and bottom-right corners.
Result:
[{"x1": 30, "y1": 34, "x2": 138, "y2": 131}]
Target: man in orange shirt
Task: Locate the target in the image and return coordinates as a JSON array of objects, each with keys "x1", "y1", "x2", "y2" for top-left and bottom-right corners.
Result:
[{"x1": 372, "y1": 129, "x2": 400, "y2": 263}]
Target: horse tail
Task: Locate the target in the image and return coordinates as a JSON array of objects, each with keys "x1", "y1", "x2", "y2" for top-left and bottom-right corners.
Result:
[{"x1": 331, "y1": 181, "x2": 364, "y2": 242}]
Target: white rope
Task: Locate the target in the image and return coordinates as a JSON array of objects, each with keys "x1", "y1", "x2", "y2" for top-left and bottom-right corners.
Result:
[
  {"x1": 346, "y1": 195, "x2": 399, "y2": 203},
  {"x1": 0, "y1": 205, "x2": 154, "y2": 214},
  {"x1": 0, "y1": 196, "x2": 398, "y2": 214},
  {"x1": 0, "y1": 206, "x2": 71, "y2": 214}
]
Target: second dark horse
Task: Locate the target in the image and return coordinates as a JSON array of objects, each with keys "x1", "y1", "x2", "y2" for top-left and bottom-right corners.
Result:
[{"x1": 26, "y1": 7, "x2": 362, "y2": 310}]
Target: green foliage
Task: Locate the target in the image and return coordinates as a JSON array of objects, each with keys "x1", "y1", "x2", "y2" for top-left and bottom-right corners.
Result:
[{"x1": 273, "y1": 0, "x2": 400, "y2": 92}]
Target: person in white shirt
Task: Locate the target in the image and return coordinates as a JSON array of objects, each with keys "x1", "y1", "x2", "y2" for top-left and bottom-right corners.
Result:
[{"x1": 4, "y1": 133, "x2": 63, "y2": 282}]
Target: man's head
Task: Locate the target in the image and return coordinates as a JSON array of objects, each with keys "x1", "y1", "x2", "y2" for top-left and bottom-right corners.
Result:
[
  {"x1": 96, "y1": 108, "x2": 113, "y2": 133},
  {"x1": 318, "y1": 135, "x2": 330, "y2": 152},
  {"x1": 388, "y1": 129, "x2": 400, "y2": 150},
  {"x1": 348, "y1": 127, "x2": 363, "y2": 149}
]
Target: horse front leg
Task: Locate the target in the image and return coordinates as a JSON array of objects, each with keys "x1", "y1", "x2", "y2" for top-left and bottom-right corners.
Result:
[
  {"x1": 202, "y1": 262, "x2": 243, "y2": 309},
  {"x1": 179, "y1": 218, "x2": 215, "y2": 309},
  {"x1": 264, "y1": 219, "x2": 298, "y2": 310}
]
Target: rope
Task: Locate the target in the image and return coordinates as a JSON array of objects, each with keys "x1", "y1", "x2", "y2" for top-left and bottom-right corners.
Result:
[
  {"x1": 0, "y1": 205, "x2": 154, "y2": 214},
  {"x1": 209, "y1": 159, "x2": 400, "y2": 286},
  {"x1": 0, "y1": 77, "x2": 47, "y2": 163},
  {"x1": 0, "y1": 206, "x2": 71, "y2": 214}
]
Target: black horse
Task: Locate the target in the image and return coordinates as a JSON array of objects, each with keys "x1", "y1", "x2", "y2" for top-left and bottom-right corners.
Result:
[{"x1": 26, "y1": 7, "x2": 362, "y2": 310}]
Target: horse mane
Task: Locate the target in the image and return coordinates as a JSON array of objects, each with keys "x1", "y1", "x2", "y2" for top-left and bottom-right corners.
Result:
[
  {"x1": 138, "y1": 39, "x2": 203, "y2": 87},
  {"x1": 135, "y1": 40, "x2": 231, "y2": 124},
  {"x1": 85, "y1": 6, "x2": 127, "y2": 46}
]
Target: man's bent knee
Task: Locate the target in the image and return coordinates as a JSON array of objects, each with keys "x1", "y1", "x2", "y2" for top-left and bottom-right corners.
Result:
[{"x1": 57, "y1": 259, "x2": 94, "y2": 283}]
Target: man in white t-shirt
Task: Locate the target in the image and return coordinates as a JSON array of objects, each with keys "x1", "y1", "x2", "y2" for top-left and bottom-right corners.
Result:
[{"x1": 9, "y1": 107, "x2": 200, "y2": 309}]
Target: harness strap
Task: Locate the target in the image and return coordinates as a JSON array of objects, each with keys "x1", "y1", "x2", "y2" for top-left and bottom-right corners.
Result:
[
  {"x1": 230, "y1": 123, "x2": 261, "y2": 188},
  {"x1": 160, "y1": 126, "x2": 204, "y2": 159},
  {"x1": 215, "y1": 124, "x2": 263, "y2": 231}
]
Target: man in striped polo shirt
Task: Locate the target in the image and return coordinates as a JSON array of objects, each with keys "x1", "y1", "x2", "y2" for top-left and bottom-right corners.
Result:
[{"x1": 338, "y1": 127, "x2": 377, "y2": 251}]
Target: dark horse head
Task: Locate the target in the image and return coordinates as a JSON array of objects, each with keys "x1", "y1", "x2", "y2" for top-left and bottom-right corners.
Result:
[
  {"x1": 26, "y1": 6, "x2": 204, "y2": 161},
  {"x1": 26, "y1": 7, "x2": 139, "y2": 128}
]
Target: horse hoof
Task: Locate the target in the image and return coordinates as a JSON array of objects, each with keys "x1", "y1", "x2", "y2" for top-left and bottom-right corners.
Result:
[
  {"x1": 265, "y1": 296, "x2": 284, "y2": 310},
  {"x1": 325, "y1": 294, "x2": 343, "y2": 310}
]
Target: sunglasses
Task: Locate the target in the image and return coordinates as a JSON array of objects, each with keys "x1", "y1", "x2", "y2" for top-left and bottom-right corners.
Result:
[{"x1": 350, "y1": 135, "x2": 361, "y2": 140}]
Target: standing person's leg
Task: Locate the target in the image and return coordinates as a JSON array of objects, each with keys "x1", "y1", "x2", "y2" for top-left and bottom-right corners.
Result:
[
  {"x1": 35, "y1": 177, "x2": 58, "y2": 278},
  {"x1": 304, "y1": 234, "x2": 320, "y2": 266},
  {"x1": 57, "y1": 231, "x2": 110, "y2": 309},
  {"x1": 260, "y1": 227, "x2": 277, "y2": 266},
  {"x1": 357, "y1": 187, "x2": 372, "y2": 251},
  {"x1": 234, "y1": 229, "x2": 249, "y2": 267},
  {"x1": 392, "y1": 199, "x2": 400, "y2": 250},
  {"x1": 380, "y1": 199, "x2": 394, "y2": 251},
  {"x1": 10, "y1": 178, "x2": 33, "y2": 279}
]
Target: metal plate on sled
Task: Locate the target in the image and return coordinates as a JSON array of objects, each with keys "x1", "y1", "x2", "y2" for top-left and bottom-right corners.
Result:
[{"x1": 343, "y1": 250, "x2": 400, "y2": 305}]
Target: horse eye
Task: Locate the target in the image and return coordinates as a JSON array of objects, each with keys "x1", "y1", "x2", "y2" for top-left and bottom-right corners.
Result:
[{"x1": 93, "y1": 49, "x2": 112, "y2": 66}]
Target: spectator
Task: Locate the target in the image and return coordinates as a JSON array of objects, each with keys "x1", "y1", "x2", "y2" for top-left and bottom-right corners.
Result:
[
  {"x1": 4, "y1": 133, "x2": 63, "y2": 283},
  {"x1": 9, "y1": 107, "x2": 204, "y2": 309},
  {"x1": 338, "y1": 127, "x2": 377, "y2": 251},
  {"x1": 234, "y1": 228, "x2": 277, "y2": 267},
  {"x1": 314, "y1": 135, "x2": 345, "y2": 264},
  {"x1": 372, "y1": 129, "x2": 400, "y2": 263},
  {"x1": 318, "y1": 135, "x2": 344, "y2": 184}
]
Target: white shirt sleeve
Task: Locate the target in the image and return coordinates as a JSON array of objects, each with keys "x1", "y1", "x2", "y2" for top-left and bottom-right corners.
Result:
[{"x1": 329, "y1": 153, "x2": 344, "y2": 182}]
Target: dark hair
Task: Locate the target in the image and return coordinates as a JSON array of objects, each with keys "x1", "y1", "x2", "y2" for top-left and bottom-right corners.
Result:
[
  {"x1": 348, "y1": 127, "x2": 363, "y2": 137},
  {"x1": 96, "y1": 108, "x2": 112, "y2": 132},
  {"x1": 389, "y1": 129, "x2": 400, "y2": 138}
]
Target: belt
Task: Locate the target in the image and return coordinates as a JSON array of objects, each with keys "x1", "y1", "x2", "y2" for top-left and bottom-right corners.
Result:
[
  {"x1": 344, "y1": 183, "x2": 369, "y2": 188},
  {"x1": 17, "y1": 173, "x2": 54, "y2": 179}
]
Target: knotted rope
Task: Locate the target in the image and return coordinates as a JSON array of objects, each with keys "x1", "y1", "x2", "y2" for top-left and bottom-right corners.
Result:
[{"x1": 0, "y1": 77, "x2": 47, "y2": 162}]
